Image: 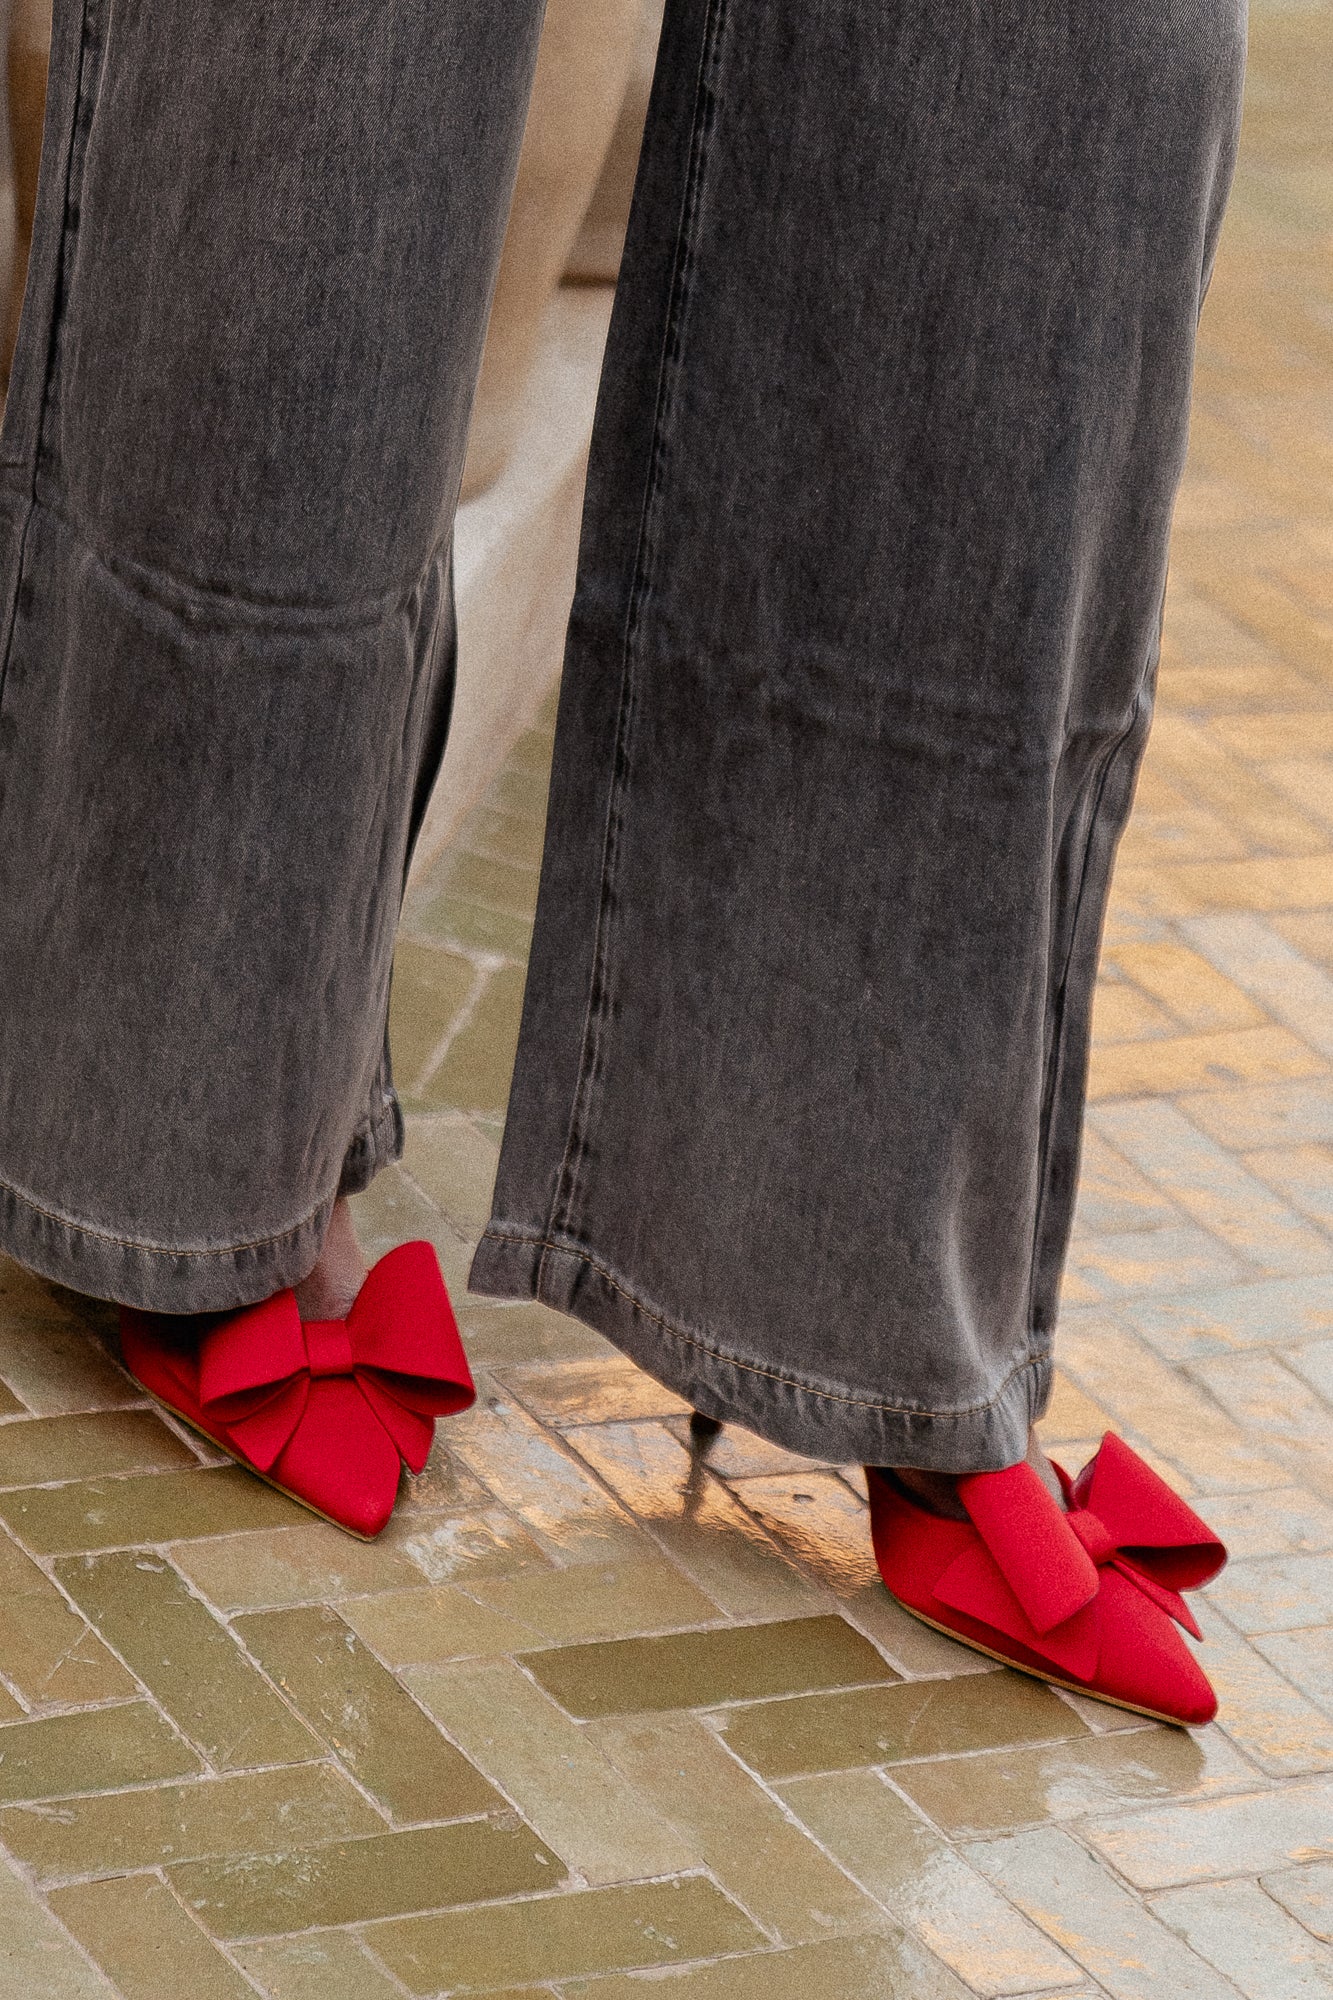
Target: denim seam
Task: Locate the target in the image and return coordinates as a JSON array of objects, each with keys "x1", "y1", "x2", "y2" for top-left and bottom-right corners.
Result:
[
  {"x1": 1024, "y1": 682, "x2": 1148, "y2": 1325},
  {"x1": 0, "y1": 0, "x2": 103, "y2": 720},
  {"x1": 483, "y1": 1224, "x2": 1046, "y2": 1421},
  {"x1": 0, "y1": 1170, "x2": 332, "y2": 1258},
  {"x1": 541, "y1": 0, "x2": 730, "y2": 1293}
]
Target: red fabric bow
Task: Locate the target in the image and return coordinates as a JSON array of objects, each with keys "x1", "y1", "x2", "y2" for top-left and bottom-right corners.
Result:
[
  {"x1": 932, "y1": 1434, "x2": 1226, "y2": 1681},
  {"x1": 196, "y1": 1239, "x2": 474, "y2": 1478}
]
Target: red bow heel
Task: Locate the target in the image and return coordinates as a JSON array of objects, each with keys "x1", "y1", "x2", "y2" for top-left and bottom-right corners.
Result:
[
  {"x1": 867, "y1": 1434, "x2": 1227, "y2": 1726},
  {"x1": 120, "y1": 1241, "x2": 474, "y2": 1538}
]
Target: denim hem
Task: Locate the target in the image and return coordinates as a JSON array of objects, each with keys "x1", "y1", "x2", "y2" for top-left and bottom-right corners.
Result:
[
  {"x1": 338, "y1": 1092, "x2": 404, "y2": 1199},
  {"x1": 470, "y1": 1226, "x2": 1050, "y2": 1473},
  {"x1": 0, "y1": 1175, "x2": 336, "y2": 1314}
]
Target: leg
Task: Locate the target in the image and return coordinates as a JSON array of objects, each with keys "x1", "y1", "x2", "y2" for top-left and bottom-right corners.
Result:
[
  {"x1": 475, "y1": 0, "x2": 1248, "y2": 1471},
  {"x1": 0, "y1": 0, "x2": 546, "y2": 1309}
]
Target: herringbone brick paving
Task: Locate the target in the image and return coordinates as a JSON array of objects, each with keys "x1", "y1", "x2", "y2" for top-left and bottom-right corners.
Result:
[{"x1": 1, "y1": 5, "x2": 1331, "y2": 1993}]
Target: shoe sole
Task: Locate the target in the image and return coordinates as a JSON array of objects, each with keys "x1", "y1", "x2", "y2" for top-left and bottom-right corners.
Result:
[
  {"x1": 885, "y1": 1590, "x2": 1198, "y2": 1729},
  {"x1": 140, "y1": 1388, "x2": 388, "y2": 1542}
]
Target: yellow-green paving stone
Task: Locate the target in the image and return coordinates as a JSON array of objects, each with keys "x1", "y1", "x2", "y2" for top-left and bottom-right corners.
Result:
[
  {"x1": 522, "y1": 1931, "x2": 972, "y2": 2000},
  {"x1": 520, "y1": 1614, "x2": 897, "y2": 1717},
  {"x1": 55, "y1": 1552, "x2": 320, "y2": 1769},
  {"x1": 232, "y1": 1932, "x2": 411, "y2": 2000},
  {"x1": 776, "y1": 1768, "x2": 1081, "y2": 1993},
  {"x1": 370, "y1": 1876, "x2": 764, "y2": 1992},
  {"x1": 0, "y1": 1530, "x2": 135, "y2": 1707},
  {"x1": 168, "y1": 1518, "x2": 426, "y2": 1612},
  {"x1": 420, "y1": 964, "x2": 528, "y2": 1112},
  {"x1": 404, "y1": 1659, "x2": 700, "y2": 1883},
  {"x1": 590, "y1": 1711, "x2": 884, "y2": 1943},
  {"x1": 233, "y1": 1604, "x2": 502, "y2": 1821},
  {"x1": 387, "y1": 938, "x2": 477, "y2": 1094},
  {"x1": 0, "y1": 1380, "x2": 26, "y2": 1414},
  {"x1": 0, "y1": 1847, "x2": 117, "y2": 1999},
  {"x1": 0, "y1": 1466, "x2": 307, "y2": 1554},
  {"x1": 170, "y1": 1820, "x2": 563, "y2": 1936},
  {"x1": 889, "y1": 1721, "x2": 1260, "y2": 1837},
  {"x1": 0, "y1": 1762, "x2": 382, "y2": 1883},
  {"x1": 466, "y1": 1555, "x2": 721, "y2": 1642},
  {"x1": 0, "y1": 1702, "x2": 199, "y2": 1803},
  {"x1": 48, "y1": 1874, "x2": 256, "y2": 2000},
  {"x1": 340, "y1": 1582, "x2": 541, "y2": 1665},
  {"x1": 0, "y1": 1410, "x2": 197, "y2": 1488}
]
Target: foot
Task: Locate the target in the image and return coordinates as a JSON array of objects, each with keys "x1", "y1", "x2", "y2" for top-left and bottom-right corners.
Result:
[
  {"x1": 885, "y1": 1430, "x2": 1063, "y2": 1520},
  {"x1": 294, "y1": 1197, "x2": 368, "y2": 1322}
]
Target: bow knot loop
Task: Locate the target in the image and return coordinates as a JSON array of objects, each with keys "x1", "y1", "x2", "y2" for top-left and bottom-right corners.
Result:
[
  {"x1": 1066, "y1": 1506, "x2": 1117, "y2": 1566},
  {"x1": 304, "y1": 1318, "x2": 355, "y2": 1380}
]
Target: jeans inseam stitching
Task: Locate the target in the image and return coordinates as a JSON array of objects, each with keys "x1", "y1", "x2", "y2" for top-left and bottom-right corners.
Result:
[
  {"x1": 540, "y1": 0, "x2": 730, "y2": 1298},
  {"x1": 0, "y1": 0, "x2": 102, "y2": 720},
  {"x1": 1024, "y1": 682, "x2": 1148, "y2": 1324},
  {"x1": 483, "y1": 1225, "x2": 1048, "y2": 1422},
  {"x1": 0, "y1": 1169, "x2": 333, "y2": 1259}
]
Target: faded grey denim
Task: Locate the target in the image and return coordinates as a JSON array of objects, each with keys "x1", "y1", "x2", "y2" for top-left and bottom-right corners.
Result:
[
  {"x1": 0, "y1": 0, "x2": 1245, "y2": 1470},
  {"x1": 471, "y1": 0, "x2": 1248, "y2": 1469}
]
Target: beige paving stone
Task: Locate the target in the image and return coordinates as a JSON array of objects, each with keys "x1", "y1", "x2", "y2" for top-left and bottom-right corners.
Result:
[
  {"x1": 0, "y1": 1379, "x2": 25, "y2": 1415},
  {"x1": 442, "y1": 1389, "x2": 651, "y2": 1564},
  {"x1": 723, "y1": 1469, "x2": 990, "y2": 1676},
  {"x1": 1090, "y1": 981, "x2": 1178, "y2": 1044},
  {"x1": 407, "y1": 886, "x2": 533, "y2": 960},
  {"x1": 0, "y1": 1466, "x2": 308, "y2": 1554},
  {"x1": 0, "y1": 1409, "x2": 198, "y2": 1489},
  {"x1": 234, "y1": 1605, "x2": 500, "y2": 1824},
  {"x1": 387, "y1": 938, "x2": 478, "y2": 1096},
  {"x1": 564, "y1": 1421, "x2": 827, "y2": 1622},
  {"x1": 1083, "y1": 1775, "x2": 1333, "y2": 1888},
  {"x1": 48, "y1": 1874, "x2": 258, "y2": 2000},
  {"x1": 171, "y1": 1819, "x2": 563, "y2": 1937},
  {"x1": 392, "y1": 1440, "x2": 507, "y2": 1518},
  {"x1": 523, "y1": 1614, "x2": 898, "y2": 1720},
  {"x1": 168, "y1": 1519, "x2": 426, "y2": 1611},
  {"x1": 1117, "y1": 851, "x2": 1333, "y2": 917},
  {"x1": 1182, "y1": 1078, "x2": 1333, "y2": 1152},
  {"x1": 1208, "y1": 1551, "x2": 1333, "y2": 1635},
  {"x1": 340, "y1": 1582, "x2": 541, "y2": 1665},
  {"x1": 0, "y1": 1846, "x2": 116, "y2": 1998},
  {"x1": 1119, "y1": 1274, "x2": 1333, "y2": 1360},
  {"x1": 1062, "y1": 1225, "x2": 1247, "y2": 1301},
  {"x1": 465, "y1": 1554, "x2": 721, "y2": 1643},
  {"x1": 590, "y1": 1711, "x2": 883, "y2": 1943},
  {"x1": 776, "y1": 1768, "x2": 1078, "y2": 1994},
  {"x1": 1094, "y1": 1098, "x2": 1333, "y2": 1275},
  {"x1": 0, "y1": 1702, "x2": 199, "y2": 1803},
  {"x1": 885, "y1": 1720, "x2": 1256, "y2": 1837},
  {"x1": 405, "y1": 1659, "x2": 699, "y2": 1884},
  {"x1": 1195, "y1": 1487, "x2": 1333, "y2": 1560},
  {"x1": 0, "y1": 1326, "x2": 138, "y2": 1422},
  {"x1": 233, "y1": 1933, "x2": 410, "y2": 2000},
  {"x1": 1189, "y1": 1350, "x2": 1333, "y2": 1491},
  {"x1": 1108, "y1": 939, "x2": 1269, "y2": 1032},
  {"x1": 0, "y1": 1529, "x2": 136, "y2": 1708},
  {"x1": 0, "y1": 1761, "x2": 382, "y2": 1883},
  {"x1": 370, "y1": 1876, "x2": 766, "y2": 1993},
  {"x1": 501, "y1": 1357, "x2": 694, "y2": 1427},
  {"x1": 1151, "y1": 1876, "x2": 1333, "y2": 1998},
  {"x1": 714, "y1": 1672, "x2": 1084, "y2": 1781},
  {"x1": 1068, "y1": 1132, "x2": 1182, "y2": 1237},
  {"x1": 399, "y1": 1114, "x2": 501, "y2": 1236},
  {"x1": 1278, "y1": 912, "x2": 1333, "y2": 975},
  {"x1": 1253, "y1": 1627, "x2": 1333, "y2": 1715},
  {"x1": 1135, "y1": 713, "x2": 1330, "y2": 856},
  {"x1": 55, "y1": 1551, "x2": 320, "y2": 1771},
  {"x1": 1054, "y1": 1321, "x2": 1289, "y2": 1490},
  {"x1": 966, "y1": 1825, "x2": 1240, "y2": 1999},
  {"x1": 1245, "y1": 1143, "x2": 1333, "y2": 1228},
  {"x1": 1185, "y1": 912, "x2": 1333, "y2": 1060},
  {"x1": 1265, "y1": 1861, "x2": 1333, "y2": 1944},
  {"x1": 563, "y1": 1932, "x2": 974, "y2": 2000},
  {"x1": 1087, "y1": 1024, "x2": 1325, "y2": 1099},
  {"x1": 1191, "y1": 1602, "x2": 1333, "y2": 1774},
  {"x1": 455, "y1": 1295, "x2": 615, "y2": 1368},
  {"x1": 391, "y1": 1503, "x2": 555, "y2": 1584}
]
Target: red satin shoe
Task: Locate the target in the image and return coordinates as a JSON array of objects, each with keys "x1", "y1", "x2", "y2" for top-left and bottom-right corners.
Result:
[
  {"x1": 866, "y1": 1434, "x2": 1226, "y2": 1726},
  {"x1": 120, "y1": 1241, "x2": 474, "y2": 1539}
]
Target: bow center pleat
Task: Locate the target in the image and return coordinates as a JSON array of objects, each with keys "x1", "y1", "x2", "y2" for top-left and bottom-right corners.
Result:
[
  {"x1": 1066, "y1": 1507, "x2": 1117, "y2": 1566},
  {"x1": 304, "y1": 1318, "x2": 356, "y2": 1380}
]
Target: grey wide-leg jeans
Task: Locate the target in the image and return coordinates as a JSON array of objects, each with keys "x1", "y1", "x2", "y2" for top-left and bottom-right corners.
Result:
[{"x1": 0, "y1": 1, "x2": 1245, "y2": 1470}]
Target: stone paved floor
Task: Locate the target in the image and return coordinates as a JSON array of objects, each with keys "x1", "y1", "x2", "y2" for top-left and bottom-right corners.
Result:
[{"x1": 1, "y1": 8, "x2": 1332, "y2": 1997}]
